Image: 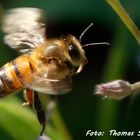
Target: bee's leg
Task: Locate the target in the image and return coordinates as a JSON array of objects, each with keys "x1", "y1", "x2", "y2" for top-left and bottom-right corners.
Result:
[
  {"x1": 34, "y1": 92, "x2": 46, "y2": 136},
  {"x1": 22, "y1": 89, "x2": 34, "y2": 106}
]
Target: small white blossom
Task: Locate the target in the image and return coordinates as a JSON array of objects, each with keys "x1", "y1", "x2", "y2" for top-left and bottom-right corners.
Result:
[
  {"x1": 95, "y1": 80, "x2": 133, "y2": 100},
  {"x1": 38, "y1": 134, "x2": 51, "y2": 140}
]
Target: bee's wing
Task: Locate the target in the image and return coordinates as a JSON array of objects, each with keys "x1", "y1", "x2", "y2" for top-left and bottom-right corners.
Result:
[
  {"x1": 2, "y1": 8, "x2": 46, "y2": 53},
  {"x1": 22, "y1": 64, "x2": 72, "y2": 95},
  {"x1": 25, "y1": 74, "x2": 72, "y2": 95}
]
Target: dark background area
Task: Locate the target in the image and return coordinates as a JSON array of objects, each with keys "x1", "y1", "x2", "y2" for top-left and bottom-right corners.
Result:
[{"x1": 0, "y1": 0, "x2": 140, "y2": 140}]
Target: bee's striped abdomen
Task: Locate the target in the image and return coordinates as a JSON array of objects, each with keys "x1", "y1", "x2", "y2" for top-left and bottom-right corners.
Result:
[
  {"x1": 0, "y1": 77, "x2": 9, "y2": 97},
  {"x1": 0, "y1": 55, "x2": 35, "y2": 97},
  {"x1": 0, "y1": 62, "x2": 23, "y2": 97}
]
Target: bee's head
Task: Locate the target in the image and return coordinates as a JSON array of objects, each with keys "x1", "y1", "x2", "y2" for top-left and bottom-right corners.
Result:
[{"x1": 63, "y1": 34, "x2": 88, "y2": 73}]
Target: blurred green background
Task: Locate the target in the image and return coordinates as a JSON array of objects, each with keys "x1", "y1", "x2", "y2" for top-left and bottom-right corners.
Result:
[{"x1": 0, "y1": 0, "x2": 140, "y2": 140}]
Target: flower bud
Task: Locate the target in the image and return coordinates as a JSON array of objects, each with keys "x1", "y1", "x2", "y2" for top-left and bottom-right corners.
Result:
[
  {"x1": 38, "y1": 134, "x2": 51, "y2": 140},
  {"x1": 95, "y1": 80, "x2": 132, "y2": 100}
]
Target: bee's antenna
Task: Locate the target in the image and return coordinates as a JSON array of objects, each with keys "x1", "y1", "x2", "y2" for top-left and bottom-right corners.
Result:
[
  {"x1": 83, "y1": 42, "x2": 110, "y2": 47},
  {"x1": 79, "y1": 23, "x2": 93, "y2": 42},
  {"x1": 79, "y1": 23, "x2": 109, "y2": 48}
]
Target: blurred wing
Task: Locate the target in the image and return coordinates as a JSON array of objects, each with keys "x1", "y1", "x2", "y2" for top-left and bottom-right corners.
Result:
[
  {"x1": 22, "y1": 64, "x2": 72, "y2": 95},
  {"x1": 26, "y1": 74, "x2": 72, "y2": 95},
  {"x1": 2, "y1": 7, "x2": 46, "y2": 53}
]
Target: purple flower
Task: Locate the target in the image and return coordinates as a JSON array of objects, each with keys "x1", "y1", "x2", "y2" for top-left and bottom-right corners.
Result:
[{"x1": 95, "y1": 80, "x2": 132, "y2": 100}]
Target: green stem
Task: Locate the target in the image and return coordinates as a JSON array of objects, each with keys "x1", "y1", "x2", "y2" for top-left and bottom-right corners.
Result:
[
  {"x1": 51, "y1": 103, "x2": 73, "y2": 140},
  {"x1": 106, "y1": 0, "x2": 140, "y2": 45}
]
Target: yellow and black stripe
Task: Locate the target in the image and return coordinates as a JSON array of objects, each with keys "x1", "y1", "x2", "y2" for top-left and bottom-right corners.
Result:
[{"x1": 0, "y1": 55, "x2": 35, "y2": 97}]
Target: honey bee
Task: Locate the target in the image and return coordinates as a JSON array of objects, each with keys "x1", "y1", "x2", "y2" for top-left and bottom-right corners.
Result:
[{"x1": 0, "y1": 8, "x2": 108, "y2": 135}]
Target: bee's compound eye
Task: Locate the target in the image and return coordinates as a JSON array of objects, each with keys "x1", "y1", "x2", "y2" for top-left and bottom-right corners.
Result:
[{"x1": 68, "y1": 44, "x2": 80, "y2": 60}]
